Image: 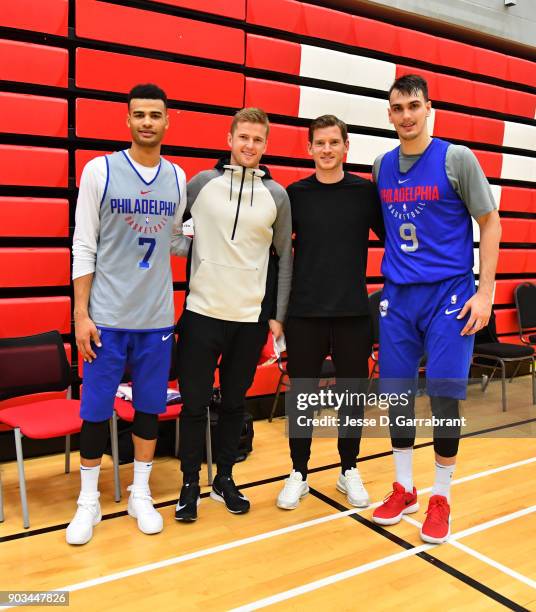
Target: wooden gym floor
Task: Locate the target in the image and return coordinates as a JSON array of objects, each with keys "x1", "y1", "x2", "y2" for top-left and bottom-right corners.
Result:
[{"x1": 1, "y1": 376, "x2": 536, "y2": 611}]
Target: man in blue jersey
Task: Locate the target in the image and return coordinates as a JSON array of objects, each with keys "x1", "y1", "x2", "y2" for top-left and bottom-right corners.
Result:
[
  {"x1": 372, "y1": 75, "x2": 501, "y2": 543},
  {"x1": 67, "y1": 84, "x2": 190, "y2": 545}
]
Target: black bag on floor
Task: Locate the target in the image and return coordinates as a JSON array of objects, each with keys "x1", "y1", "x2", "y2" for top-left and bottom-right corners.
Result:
[
  {"x1": 204, "y1": 389, "x2": 254, "y2": 463},
  {"x1": 107, "y1": 390, "x2": 254, "y2": 464}
]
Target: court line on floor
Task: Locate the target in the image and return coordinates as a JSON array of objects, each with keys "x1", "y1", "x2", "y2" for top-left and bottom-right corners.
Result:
[
  {"x1": 402, "y1": 510, "x2": 536, "y2": 591},
  {"x1": 451, "y1": 542, "x2": 536, "y2": 592},
  {"x1": 309, "y1": 488, "x2": 529, "y2": 612},
  {"x1": 1, "y1": 452, "x2": 532, "y2": 610},
  {"x1": 2, "y1": 414, "x2": 534, "y2": 543},
  {"x1": 230, "y1": 496, "x2": 535, "y2": 612},
  {"x1": 0, "y1": 441, "x2": 432, "y2": 543}
]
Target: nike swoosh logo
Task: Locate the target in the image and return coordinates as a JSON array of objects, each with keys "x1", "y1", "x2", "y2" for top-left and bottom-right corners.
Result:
[
  {"x1": 445, "y1": 307, "x2": 462, "y2": 315},
  {"x1": 162, "y1": 333, "x2": 173, "y2": 341},
  {"x1": 176, "y1": 504, "x2": 186, "y2": 511},
  {"x1": 398, "y1": 178, "x2": 411, "y2": 184},
  {"x1": 140, "y1": 190, "x2": 153, "y2": 195}
]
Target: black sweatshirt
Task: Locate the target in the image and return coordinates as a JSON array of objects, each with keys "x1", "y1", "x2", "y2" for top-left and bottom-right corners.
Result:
[{"x1": 287, "y1": 172, "x2": 385, "y2": 318}]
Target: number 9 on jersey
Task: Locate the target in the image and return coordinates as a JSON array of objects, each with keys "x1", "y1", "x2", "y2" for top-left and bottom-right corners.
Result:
[{"x1": 399, "y1": 223, "x2": 419, "y2": 253}]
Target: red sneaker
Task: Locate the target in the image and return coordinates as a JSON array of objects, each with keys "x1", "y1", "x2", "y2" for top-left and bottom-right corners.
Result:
[
  {"x1": 420, "y1": 495, "x2": 451, "y2": 544},
  {"x1": 372, "y1": 482, "x2": 419, "y2": 525}
]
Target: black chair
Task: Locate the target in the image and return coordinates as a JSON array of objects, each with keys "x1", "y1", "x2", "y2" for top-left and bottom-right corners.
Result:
[
  {"x1": 268, "y1": 355, "x2": 336, "y2": 422},
  {"x1": 472, "y1": 310, "x2": 535, "y2": 412},
  {"x1": 515, "y1": 282, "x2": 536, "y2": 347}
]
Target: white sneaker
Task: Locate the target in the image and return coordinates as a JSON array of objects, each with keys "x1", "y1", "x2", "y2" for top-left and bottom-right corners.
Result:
[
  {"x1": 127, "y1": 486, "x2": 163, "y2": 534},
  {"x1": 276, "y1": 470, "x2": 309, "y2": 510},
  {"x1": 336, "y1": 468, "x2": 370, "y2": 507},
  {"x1": 66, "y1": 493, "x2": 102, "y2": 545}
]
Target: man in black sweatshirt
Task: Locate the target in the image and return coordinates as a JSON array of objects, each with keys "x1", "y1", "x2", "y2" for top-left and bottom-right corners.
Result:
[{"x1": 276, "y1": 115, "x2": 384, "y2": 510}]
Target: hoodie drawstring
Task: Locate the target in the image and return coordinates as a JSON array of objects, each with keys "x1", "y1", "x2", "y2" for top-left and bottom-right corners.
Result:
[
  {"x1": 229, "y1": 169, "x2": 235, "y2": 200},
  {"x1": 231, "y1": 167, "x2": 247, "y2": 241},
  {"x1": 250, "y1": 170, "x2": 255, "y2": 207}
]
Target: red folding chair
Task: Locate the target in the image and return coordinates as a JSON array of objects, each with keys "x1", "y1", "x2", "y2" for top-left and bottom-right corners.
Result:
[{"x1": 0, "y1": 331, "x2": 95, "y2": 529}]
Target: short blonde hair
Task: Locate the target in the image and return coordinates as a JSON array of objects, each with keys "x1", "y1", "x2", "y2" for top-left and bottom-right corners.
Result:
[{"x1": 230, "y1": 107, "x2": 270, "y2": 136}]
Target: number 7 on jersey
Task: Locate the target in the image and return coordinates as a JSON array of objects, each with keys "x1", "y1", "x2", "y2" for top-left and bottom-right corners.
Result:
[{"x1": 138, "y1": 237, "x2": 156, "y2": 269}]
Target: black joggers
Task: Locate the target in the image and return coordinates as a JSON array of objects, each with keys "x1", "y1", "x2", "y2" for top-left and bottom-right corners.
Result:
[
  {"x1": 285, "y1": 315, "x2": 372, "y2": 477},
  {"x1": 177, "y1": 309, "x2": 268, "y2": 483}
]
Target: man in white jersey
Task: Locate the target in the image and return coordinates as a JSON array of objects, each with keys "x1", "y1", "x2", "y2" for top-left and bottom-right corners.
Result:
[{"x1": 67, "y1": 84, "x2": 189, "y2": 545}]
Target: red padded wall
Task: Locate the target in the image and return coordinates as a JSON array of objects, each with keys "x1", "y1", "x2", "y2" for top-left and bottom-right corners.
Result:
[
  {"x1": 145, "y1": 0, "x2": 246, "y2": 19},
  {"x1": 0, "y1": 93, "x2": 68, "y2": 137},
  {"x1": 0, "y1": 146, "x2": 68, "y2": 187},
  {"x1": 0, "y1": 298, "x2": 71, "y2": 338},
  {"x1": 76, "y1": 49, "x2": 244, "y2": 108},
  {"x1": 0, "y1": 249, "x2": 70, "y2": 288},
  {"x1": 246, "y1": 35, "x2": 301, "y2": 76},
  {"x1": 500, "y1": 188, "x2": 536, "y2": 213},
  {"x1": 1, "y1": 0, "x2": 534, "y2": 398},
  {"x1": 500, "y1": 219, "x2": 536, "y2": 244},
  {"x1": 494, "y1": 280, "x2": 536, "y2": 306},
  {"x1": 396, "y1": 65, "x2": 536, "y2": 119},
  {"x1": 1, "y1": 0, "x2": 68, "y2": 36},
  {"x1": 0, "y1": 40, "x2": 68, "y2": 87},
  {"x1": 246, "y1": 0, "x2": 536, "y2": 88},
  {"x1": 76, "y1": 99, "x2": 231, "y2": 149},
  {"x1": 0, "y1": 198, "x2": 69, "y2": 238},
  {"x1": 497, "y1": 250, "x2": 536, "y2": 274},
  {"x1": 76, "y1": 0, "x2": 244, "y2": 64}
]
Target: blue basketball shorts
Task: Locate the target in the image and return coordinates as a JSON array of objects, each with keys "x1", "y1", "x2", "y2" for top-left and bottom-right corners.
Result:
[
  {"x1": 379, "y1": 273, "x2": 476, "y2": 400},
  {"x1": 80, "y1": 327, "x2": 173, "y2": 422}
]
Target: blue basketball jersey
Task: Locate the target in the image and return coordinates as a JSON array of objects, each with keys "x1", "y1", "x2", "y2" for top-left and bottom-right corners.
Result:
[{"x1": 377, "y1": 138, "x2": 473, "y2": 284}]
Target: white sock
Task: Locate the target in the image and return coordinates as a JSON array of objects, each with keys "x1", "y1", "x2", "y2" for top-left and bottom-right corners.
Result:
[
  {"x1": 431, "y1": 462, "x2": 455, "y2": 500},
  {"x1": 80, "y1": 464, "x2": 100, "y2": 497},
  {"x1": 132, "y1": 459, "x2": 153, "y2": 490},
  {"x1": 393, "y1": 447, "x2": 413, "y2": 493}
]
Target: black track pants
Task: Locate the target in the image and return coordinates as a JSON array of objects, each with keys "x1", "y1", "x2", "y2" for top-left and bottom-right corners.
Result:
[{"x1": 285, "y1": 316, "x2": 372, "y2": 476}]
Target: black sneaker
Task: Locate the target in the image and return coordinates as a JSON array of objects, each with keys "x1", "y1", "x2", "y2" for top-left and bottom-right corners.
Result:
[
  {"x1": 175, "y1": 482, "x2": 201, "y2": 522},
  {"x1": 210, "y1": 475, "x2": 250, "y2": 514}
]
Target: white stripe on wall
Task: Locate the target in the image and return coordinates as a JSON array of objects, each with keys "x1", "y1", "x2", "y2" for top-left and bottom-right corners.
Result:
[
  {"x1": 298, "y1": 85, "x2": 438, "y2": 135},
  {"x1": 347, "y1": 133, "x2": 396, "y2": 165},
  {"x1": 490, "y1": 184, "x2": 502, "y2": 208},
  {"x1": 298, "y1": 86, "x2": 393, "y2": 131},
  {"x1": 344, "y1": 133, "x2": 535, "y2": 183},
  {"x1": 300, "y1": 44, "x2": 396, "y2": 91},
  {"x1": 472, "y1": 185, "x2": 501, "y2": 242},
  {"x1": 503, "y1": 121, "x2": 536, "y2": 152},
  {"x1": 473, "y1": 247, "x2": 481, "y2": 276},
  {"x1": 501, "y1": 153, "x2": 536, "y2": 182}
]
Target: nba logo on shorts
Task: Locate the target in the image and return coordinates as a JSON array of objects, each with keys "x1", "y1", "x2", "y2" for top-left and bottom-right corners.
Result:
[
  {"x1": 451, "y1": 294, "x2": 457, "y2": 305},
  {"x1": 379, "y1": 299, "x2": 389, "y2": 318}
]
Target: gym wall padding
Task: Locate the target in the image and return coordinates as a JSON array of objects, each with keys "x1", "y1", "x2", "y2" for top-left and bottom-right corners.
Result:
[{"x1": 0, "y1": 0, "x2": 534, "y2": 403}]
